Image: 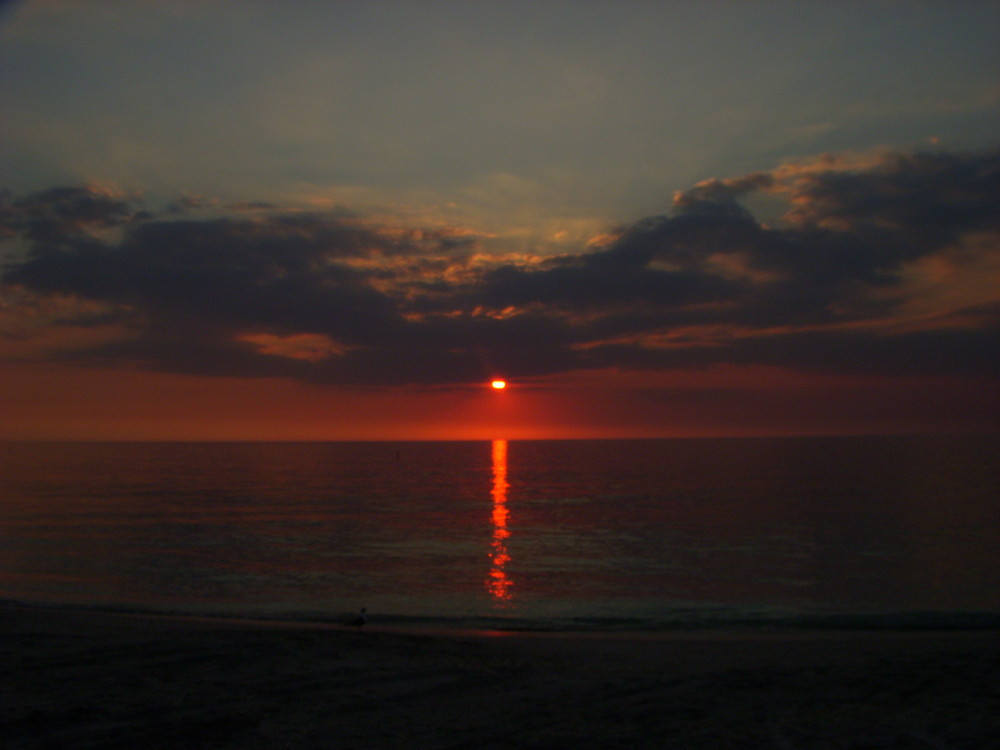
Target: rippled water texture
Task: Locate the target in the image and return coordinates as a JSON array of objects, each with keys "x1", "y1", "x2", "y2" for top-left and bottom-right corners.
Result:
[{"x1": 1, "y1": 437, "x2": 997, "y2": 627}]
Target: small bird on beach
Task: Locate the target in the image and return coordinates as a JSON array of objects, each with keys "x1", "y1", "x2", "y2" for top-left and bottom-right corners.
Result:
[{"x1": 350, "y1": 607, "x2": 367, "y2": 628}]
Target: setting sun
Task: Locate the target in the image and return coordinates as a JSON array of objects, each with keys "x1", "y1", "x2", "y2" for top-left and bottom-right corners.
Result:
[{"x1": 491, "y1": 380, "x2": 507, "y2": 390}]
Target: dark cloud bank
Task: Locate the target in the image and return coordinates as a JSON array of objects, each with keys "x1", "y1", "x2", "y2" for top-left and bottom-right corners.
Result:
[{"x1": 2, "y1": 147, "x2": 998, "y2": 387}]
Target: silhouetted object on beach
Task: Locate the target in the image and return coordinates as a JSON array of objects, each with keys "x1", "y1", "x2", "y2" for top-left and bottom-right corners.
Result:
[{"x1": 350, "y1": 607, "x2": 367, "y2": 627}]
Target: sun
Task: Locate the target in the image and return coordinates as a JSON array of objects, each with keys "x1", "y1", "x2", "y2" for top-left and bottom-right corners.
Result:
[{"x1": 491, "y1": 379, "x2": 507, "y2": 390}]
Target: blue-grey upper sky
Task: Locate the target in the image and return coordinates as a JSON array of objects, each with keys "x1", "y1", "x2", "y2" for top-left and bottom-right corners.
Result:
[{"x1": 3, "y1": 1, "x2": 998, "y2": 235}]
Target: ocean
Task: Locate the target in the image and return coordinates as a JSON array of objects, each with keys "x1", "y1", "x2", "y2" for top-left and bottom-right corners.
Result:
[{"x1": 1, "y1": 436, "x2": 997, "y2": 631}]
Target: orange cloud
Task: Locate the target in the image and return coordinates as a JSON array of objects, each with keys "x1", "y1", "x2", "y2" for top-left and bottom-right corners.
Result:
[{"x1": 236, "y1": 332, "x2": 349, "y2": 362}]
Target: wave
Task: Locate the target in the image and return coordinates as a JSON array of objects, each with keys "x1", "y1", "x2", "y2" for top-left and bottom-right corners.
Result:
[{"x1": 5, "y1": 598, "x2": 1000, "y2": 634}]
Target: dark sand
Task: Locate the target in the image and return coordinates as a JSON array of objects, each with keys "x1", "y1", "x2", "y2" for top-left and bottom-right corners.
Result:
[{"x1": 2, "y1": 604, "x2": 998, "y2": 749}]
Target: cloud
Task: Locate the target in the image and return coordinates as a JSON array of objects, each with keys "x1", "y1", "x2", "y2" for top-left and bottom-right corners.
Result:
[
  {"x1": 2, "y1": 147, "x2": 998, "y2": 385},
  {"x1": 0, "y1": 184, "x2": 140, "y2": 244}
]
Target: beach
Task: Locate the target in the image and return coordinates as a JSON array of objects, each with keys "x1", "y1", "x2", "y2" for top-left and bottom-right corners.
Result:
[{"x1": 3, "y1": 604, "x2": 998, "y2": 749}]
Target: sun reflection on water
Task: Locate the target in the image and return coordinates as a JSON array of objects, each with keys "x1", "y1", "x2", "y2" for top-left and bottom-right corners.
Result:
[{"x1": 487, "y1": 438, "x2": 513, "y2": 605}]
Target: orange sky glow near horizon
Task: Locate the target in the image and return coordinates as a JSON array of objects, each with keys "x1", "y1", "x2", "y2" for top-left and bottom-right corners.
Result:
[{"x1": 2, "y1": 361, "x2": 995, "y2": 442}]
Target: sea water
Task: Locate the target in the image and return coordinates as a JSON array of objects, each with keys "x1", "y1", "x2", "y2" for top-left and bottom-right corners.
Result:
[{"x1": 1, "y1": 436, "x2": 997, "y2": 630}]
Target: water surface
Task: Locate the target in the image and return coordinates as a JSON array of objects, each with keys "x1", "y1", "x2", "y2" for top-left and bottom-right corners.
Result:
[{"x1": 1, "y1": 436, "x2": 997, "y2": 629}]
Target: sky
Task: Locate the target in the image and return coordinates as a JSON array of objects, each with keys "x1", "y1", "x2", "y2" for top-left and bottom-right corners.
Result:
[{"x1": 1, "y1": 0, "x2": 998, "y2": 440}]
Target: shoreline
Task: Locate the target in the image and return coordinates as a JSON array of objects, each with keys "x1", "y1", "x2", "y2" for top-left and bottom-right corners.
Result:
[
  {"x1": 7, "y1": 598, "x2": 1000, "y2": 637},
  {"x1": 6, "y1": 597, "x2": 1000, "y2": 634},
  {"x1": 4, "y1": 603, "x2": 998, "y2": 748}
]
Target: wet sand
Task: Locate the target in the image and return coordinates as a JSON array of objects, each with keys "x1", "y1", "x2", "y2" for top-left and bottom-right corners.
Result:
[{"x1": 2, "y1": 604, "x2": 998, "y2": 749}]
